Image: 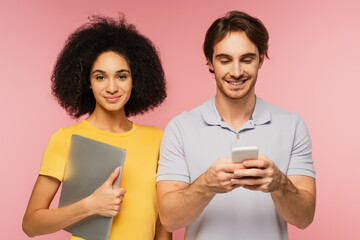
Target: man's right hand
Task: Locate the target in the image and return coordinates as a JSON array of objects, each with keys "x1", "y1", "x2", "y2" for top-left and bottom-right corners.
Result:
[
  {"x1": 202, "y1": 158, "x2": 245, "y2": 193},
  {"x1": 85, "y1": 167, "x2": 126, "y2": 217},
  {"x1": 157, "y1": 158, "x2": 245, "y2": 232}
]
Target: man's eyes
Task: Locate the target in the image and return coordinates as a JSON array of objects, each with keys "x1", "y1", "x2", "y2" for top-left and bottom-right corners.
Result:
[
  {"x1": 218, "y1": 58, "x2": 254, "y2": 64},
  {"x1": 219, "y1": 59, "x2": 231, "y2": 64},
  {"x1": 242, "y1": 58, "x2": 254, "y2": 63}
]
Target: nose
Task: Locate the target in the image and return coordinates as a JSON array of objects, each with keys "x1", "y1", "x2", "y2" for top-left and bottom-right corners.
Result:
[
  {"x1": 105, "y1": 78, "x2": 118, "y2": 94},
  {"x1": 230, "y1": 62, "x2": 243, "y2": 79}
]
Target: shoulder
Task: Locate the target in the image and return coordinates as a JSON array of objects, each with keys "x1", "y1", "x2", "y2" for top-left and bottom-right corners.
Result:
[
  {"x1": 45, "y1": 122, "x2": 89, "y2": 151},
  {"x1": 135, "y1": 124, "x2": 163, "y2": 138},
  {"x1": 167, "y1": 100, "x2": 209, "y2": 129},
  {"x1": 255, "y1": 98, "x2": 309, "y2": 137},
  {"x1": 258, "y1": 97, "x2": 303, "y2": 122},
  {"x1": 48, "y1": 122, "x2": 82, "y2": 142}
]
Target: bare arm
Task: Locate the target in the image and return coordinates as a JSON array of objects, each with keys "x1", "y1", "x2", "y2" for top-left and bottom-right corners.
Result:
[
  {"x1": 154, "y1": 215, "x2": 172, "y2": 240},
  {"x1": 22, "y1": 175, "x2": 91, "y2": 236},
  {"x1": 22, "y1": 168, "x2": 126, "y2": 237},
  {"x1": 157, "y1": 179, "x2": 212, "y2": 232},
  {"x1": 271, "y1": 175, "x2": 315, "y2": 229},
  {"x1": 157, "y1": 158, "x2": 243, "y2": 232},
  {"x1": 232, "y1": 155, "x2": 316, "y2": 229}
]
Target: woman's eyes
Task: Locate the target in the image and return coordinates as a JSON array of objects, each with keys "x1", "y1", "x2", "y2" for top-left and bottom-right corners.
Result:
[
  {"x1": 94, "y1": 74, "x2": 129, "y2": 80},
  {"x1": 95, "y1": 75, "x2": 105, "y2": 80},
  {"x1": 117, "y1": 74, "x2": 128, "y2": 79}
]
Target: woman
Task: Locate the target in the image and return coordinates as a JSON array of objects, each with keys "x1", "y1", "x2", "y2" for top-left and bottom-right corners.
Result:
[{"x1": 22, "y1": 15, "x2": 171, "y2": 240}]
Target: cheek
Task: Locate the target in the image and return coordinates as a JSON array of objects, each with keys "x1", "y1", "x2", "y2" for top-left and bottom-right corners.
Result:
[
  {"x1": 249, "y1": 67, "x2": 259, "y2": 77},
  {"x1": 216, "y1": 64, "x2": 232, "y2": 75},
  {"x1": 240, "y1": 65, "x2": 257, "y2": 77},
  {"x1": 121, "y1": 81, "x2": 133, "y2": 95},
  {"x1": 90, "y1": 85, "x2": 102, "y2": 97},
  {"x1": 127, "y1": 79, "x2": 133, "y2": 91},
  {"x1": 126, "y1": 86, "x2": 133, "y2": 96},
  {"x1": 90, "y1": 79, "x2": 103, "y2": 91}
]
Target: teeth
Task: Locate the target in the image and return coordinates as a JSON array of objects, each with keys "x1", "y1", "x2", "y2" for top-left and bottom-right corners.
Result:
[{"x1": 229, "y1": 80, "x2": 244, "y2": 85}]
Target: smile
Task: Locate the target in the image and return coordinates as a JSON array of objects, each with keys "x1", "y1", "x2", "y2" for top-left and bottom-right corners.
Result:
[
  {"x1": 104, "y1": 96, "x2": 120, "y2": 102},
  {"x1": 225, "y1": 79, "x2": 248, "y2": 85}
]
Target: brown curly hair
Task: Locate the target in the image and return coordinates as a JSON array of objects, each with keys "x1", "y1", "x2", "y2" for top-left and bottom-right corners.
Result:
[{"x1": 51, "y1": 15, "x2": 166, "y2": 118}]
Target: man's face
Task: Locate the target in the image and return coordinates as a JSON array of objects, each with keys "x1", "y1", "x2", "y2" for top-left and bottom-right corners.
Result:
[{"x1": 208, "y1": 31, "x2": 263, "y2": 101}]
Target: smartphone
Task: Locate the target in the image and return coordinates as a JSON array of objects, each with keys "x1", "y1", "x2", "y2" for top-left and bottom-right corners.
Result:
[{"x1": 232, "y1": 146, "x2": 258, "y2": 163}]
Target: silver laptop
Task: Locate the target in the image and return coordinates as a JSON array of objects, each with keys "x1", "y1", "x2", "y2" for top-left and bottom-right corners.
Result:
[{"x1": 59, "y1": 134, "x2": 126, "y2": 240}]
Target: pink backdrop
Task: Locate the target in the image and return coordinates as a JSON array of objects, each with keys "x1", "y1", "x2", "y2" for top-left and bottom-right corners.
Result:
[{"x1": 1, "y1": 0, "x2": 359, "y2": 239}]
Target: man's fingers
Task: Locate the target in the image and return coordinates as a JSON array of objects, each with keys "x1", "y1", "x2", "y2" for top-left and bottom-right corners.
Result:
[
  {"x1": 243, "y1": 158, "x2": 269, "y2": 169},
  {"x1": 214, "y1": 160, "x2": 247, "y2": 173},
  {"x1": 230, "y1": 177, "x2": 268, "y2": 188},
  {"x1": 233, "y1": 168, "x2": 264, "y2": 178}
]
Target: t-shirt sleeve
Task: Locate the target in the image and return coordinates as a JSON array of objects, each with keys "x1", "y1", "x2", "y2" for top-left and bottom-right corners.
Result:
[
  {"x1": 156, "y1": 118, "x2": 190, "y2": 184},
  {"x1": 287, "y1": 115, "x2": 316, "y2": 178},
  {"x1": 39, "y1": 128, "x2": 71, "y2": 181}
]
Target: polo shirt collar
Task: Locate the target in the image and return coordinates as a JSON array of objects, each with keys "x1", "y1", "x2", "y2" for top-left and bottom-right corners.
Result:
[
  {"x1": 251, "y1": 97, "x2": 271, "y2": 125},
  {"x1": 201, "y1": 97, "x2": 222, "y2": 126},
  {"x1": 201, "y1": 96, "x2": 271, "y2": 127}
]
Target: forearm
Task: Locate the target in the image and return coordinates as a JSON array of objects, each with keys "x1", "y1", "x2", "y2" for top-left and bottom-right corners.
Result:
[
  {"x1": 23, "y1": 197, "x2": 92, "y2": 237},
  {"x1": 23, "y1": 171, "x2": 124, "y2": 237},
  {"x1": 271, "y1": 174, "x2": 316, "y2": 229},
  {"x1": 158, "y1": 176, "x2": 215, "y2": 232},
  {"x1": 154, "y1": 216, "x2": 172, "y2": 240}
]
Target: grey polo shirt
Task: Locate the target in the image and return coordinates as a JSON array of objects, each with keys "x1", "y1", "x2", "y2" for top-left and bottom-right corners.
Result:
[{"x1": 157, "y1": 96, "x2": 315, "y2": 240}]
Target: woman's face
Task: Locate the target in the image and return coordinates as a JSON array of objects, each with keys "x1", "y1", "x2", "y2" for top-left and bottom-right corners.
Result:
[{"x1": 90, "y1": 51, "x2": 132, "y2": 114}]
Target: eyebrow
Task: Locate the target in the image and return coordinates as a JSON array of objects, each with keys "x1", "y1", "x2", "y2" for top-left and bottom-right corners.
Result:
[
  {"x1": 91, "y1": 69, "x2": 131, "y2": 75},
  {"x1": 214, "y1": 52, "x2": 257, "y2": 59}
]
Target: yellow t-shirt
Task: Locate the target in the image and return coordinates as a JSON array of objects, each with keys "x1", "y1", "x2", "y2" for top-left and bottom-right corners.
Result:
[{"x1": 39, "y1": 120, "x2": 162, "y2": 240}]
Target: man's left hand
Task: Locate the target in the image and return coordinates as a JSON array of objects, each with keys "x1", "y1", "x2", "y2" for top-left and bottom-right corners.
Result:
[{"x1": 231, "y1": 154, "x2": 286, "y2": 193}]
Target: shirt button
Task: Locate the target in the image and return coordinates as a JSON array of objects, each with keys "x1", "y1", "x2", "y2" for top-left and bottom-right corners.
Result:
[{"x1": 236, "y1": 134, "x2": 240, "y2": 140}]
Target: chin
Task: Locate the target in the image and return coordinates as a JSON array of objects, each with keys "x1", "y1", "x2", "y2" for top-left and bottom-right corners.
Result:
[
  {"x1": 107, "y1": 107, "x2": 124, "y2": 112},
  {"x1": 100, "y1": 105, "x2": 123, "y2": 113}
]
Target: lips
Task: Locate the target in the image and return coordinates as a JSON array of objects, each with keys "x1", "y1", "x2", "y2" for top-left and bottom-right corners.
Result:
[
  {"x1": 227, "y1": 80, "x2": 246, "y2": 85},
  {"x1": 225, "y1": 78, "x2": 249, "y2": 86},
  {"x1": 104, "y1": 96, "x2": 120, "y2": 103}
]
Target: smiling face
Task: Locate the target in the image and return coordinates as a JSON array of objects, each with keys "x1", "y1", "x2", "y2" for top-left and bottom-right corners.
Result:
[
  {"x1": 208, "y1": 31, "x2": 263, "y2": 101},
  {"x1": 90, "y1": 51, "x2": 132, "y2": 114}
]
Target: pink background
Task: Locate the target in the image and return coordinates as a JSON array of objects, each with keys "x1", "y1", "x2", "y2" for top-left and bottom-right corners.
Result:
[{"x1": 1, "y1": 0, "x2": 359, "y2": 239}]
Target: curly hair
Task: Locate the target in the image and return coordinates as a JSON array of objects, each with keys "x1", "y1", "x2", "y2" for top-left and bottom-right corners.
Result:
[{"x1": 51, "y1": 15, "x2": 166, "y2": 118}]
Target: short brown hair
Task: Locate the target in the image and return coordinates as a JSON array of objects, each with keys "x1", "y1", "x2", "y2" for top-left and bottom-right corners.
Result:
[{"x1": 203, "y1": 11, "x2": 269, "y2": 67}]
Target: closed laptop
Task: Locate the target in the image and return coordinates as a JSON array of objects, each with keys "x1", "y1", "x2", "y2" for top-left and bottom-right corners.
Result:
[{"x1": 59, "y1": 134, "x2": 126, "y2": 240}]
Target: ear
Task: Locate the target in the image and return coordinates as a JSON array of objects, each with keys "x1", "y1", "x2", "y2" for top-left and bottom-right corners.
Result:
[
  {"x1": 258, "y1": 54, "x2": 265, "y2": 69},
  {"x1": 207, "y1": 58, "x2": 215, "y2": 73}
]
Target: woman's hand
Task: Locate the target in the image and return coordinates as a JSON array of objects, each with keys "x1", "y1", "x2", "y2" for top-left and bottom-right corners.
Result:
[
  {"x1": 23, "y1": 167, "x2": 126, "y2": 237},
  {"x1": 85, "y1": 167, "x2": 126, "y2": 217}
]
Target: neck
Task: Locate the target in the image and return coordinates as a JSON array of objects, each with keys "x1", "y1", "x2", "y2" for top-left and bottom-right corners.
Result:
[
  {"x1": 86, "y1": 106, "x2": 132, "y2": 134},
  {"x1": 215, "y1": 91, "x2": 256, "y2": 132}
]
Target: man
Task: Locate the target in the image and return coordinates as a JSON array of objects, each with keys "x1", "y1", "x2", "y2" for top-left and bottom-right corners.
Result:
[{"x1": 156, "y1": 11, "x2": 316, "y2": 240}]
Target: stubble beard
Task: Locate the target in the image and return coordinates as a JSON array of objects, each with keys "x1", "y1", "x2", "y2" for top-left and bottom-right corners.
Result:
[{"x1": 216, "y1": 73, "x2": 256, "y2": 101}]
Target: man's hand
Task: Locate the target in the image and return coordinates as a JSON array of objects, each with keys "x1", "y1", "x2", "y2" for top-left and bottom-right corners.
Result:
[
  {"x1": 231, "y1": 154, "x2": 316, "y2": 228},
  {"x1": 203, "y1": 158, "x2": 246, "y2": 193},
  {"x1": 157, "y1": 158, "x2": 246, "y2": 231},
  {"x1": 85, "y1": 167, "x2": 126, "y2": 217},
  {"x1": 231, "y1": 154, "x2": 285, "y2": 192}
]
